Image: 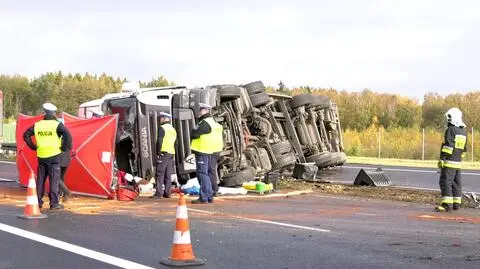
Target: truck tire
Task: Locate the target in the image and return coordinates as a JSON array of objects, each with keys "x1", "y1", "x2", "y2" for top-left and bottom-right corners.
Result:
[
  {"x1": 330, "y1": 152, "x2": 347, "y2": 166},
  {"x1": 243, "y1": 81, "x2": 265, "y2": 95},
  {"x1": 270, "y1": 141, "x2": 292, "y2": 155},
  {"x1": 307, "y1": 95, "x2": 331, "y2": 109},
  {"x1": 221, "y1": 167, "x2": 256, "y2": 187},
  {"x1": 272, "y1": 152, "x2": 297, "y2": 170},
  {"x1": 250, "y1": 92, "x2": 271, "y2": 107},
  {"x1": 290, "y1": 94, "x2": 313, "y2": 109},
  {"x1": 306, "y1": 152, "x2": 332, "y2": 168},
  {"x1": 338, "y1": 152, "x2": 347, "y2": 166},
  {"x1": 218, "y1": 86, "x2": 242, "y2": 101}
]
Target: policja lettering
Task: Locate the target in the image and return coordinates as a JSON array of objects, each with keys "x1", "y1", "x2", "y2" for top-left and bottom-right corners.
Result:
[{"x1": 37, "y1": 131, "x2": 53, "y2": 136}]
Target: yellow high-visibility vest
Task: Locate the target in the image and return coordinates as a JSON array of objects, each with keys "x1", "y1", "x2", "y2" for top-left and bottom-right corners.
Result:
[
  {"x1": 34, "y1": 120, "x2": 61, "y2": 158},
  {"x1": 191, "y1": 117, "x2": 223, "y2": 154},
  {"x1": 159, "y1": 123, "x2": 177, "y2": 154}
]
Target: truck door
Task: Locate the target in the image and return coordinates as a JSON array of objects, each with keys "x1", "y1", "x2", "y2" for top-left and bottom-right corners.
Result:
[
  {"x1": 136, "y1": 99, "x2": 172, "y2": 180},
  {"x1": 171, "y1": 95, "x2": 197, "y2": 184}
]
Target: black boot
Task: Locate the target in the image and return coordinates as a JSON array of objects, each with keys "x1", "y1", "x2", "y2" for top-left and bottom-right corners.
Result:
[{"x1": 453, "y1": 203, "x2": 460, "y2": 210}]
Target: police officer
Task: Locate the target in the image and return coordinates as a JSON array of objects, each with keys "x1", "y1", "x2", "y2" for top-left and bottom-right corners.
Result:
[
  {"x1": 23, "y1": 103, "x2": 71, "y2": 210},
  {"x1": 436, "y1": 107, "x2": 467, "y2": 212},
  {"x1": 190, "y1": 103, "x2": 223, "y2": 204},
  {"x1": 58, "y1": 118, "x2": 73, "y2": 202},
  {"x1": 209, "y1": 119, "x2": 224, "y2": 196},
  {"x1": 152, "y1": 112, "x2": 177, "y2": 199}
]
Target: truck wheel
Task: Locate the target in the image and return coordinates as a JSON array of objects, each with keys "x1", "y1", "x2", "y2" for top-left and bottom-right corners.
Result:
[
  {"x1": 306, "y1": 152, "x2": 332, "y2": 168},
  {"x1": 243, "y1": 81, "x2": 265, "y2": 95},
  {"x1": 290, "y1": 94, "x2": 313, "y2": 109},
  {"x1": 330, "y1": 152, "x2": 347, "y2": 166},
  {"x1": 272, "y1": 152, "x2": 297, "y2": 170},
  {"x1": 250, "y1": 92, "x2": 271, "y2": 107},
  {"x1": 339, "y1": 152, "x2": 347, "y2": 165},
  {"x1": 270, "y1": 141, "x2": 292, "y2": 155},
  {"x1": 307, "y1": 95, "x2": 331, "y2": 109},
  {"x1": 221, "y1": 167, "x2": 257, "y2": 187},
  {"x1": 218, "y1": 86, "x2": 242, "y2": 101}
]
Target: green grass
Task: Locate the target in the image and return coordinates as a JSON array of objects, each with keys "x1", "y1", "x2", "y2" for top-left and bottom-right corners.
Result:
[{"x1": 346, "y1": 156, "x2": 480, "y2": 170}]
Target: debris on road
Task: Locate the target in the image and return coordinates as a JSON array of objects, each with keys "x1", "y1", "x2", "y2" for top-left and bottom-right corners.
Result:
[{"x1": 278, "y1": 178, "x2": 440, "y2": 205}]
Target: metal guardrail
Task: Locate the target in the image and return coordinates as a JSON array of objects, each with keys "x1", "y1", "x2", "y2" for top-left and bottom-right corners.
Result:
[{"x1": 1, "y1": 143, "x2": 16, "y2": 151}]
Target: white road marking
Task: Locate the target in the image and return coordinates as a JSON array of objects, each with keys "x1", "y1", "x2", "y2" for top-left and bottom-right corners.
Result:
[
  {"x1": 188, "y1": 208, "x2": 331, "y2": 233},
  {"x1": 0, "y1": 160, "x2": 15, "y2": 164},
  {"x1": 344, "y1": 165, "x2": 480, "y2": 176},
  {"x1": 0, "y1": 178, "x2": 15, "y2": 182},
  {"x1": 0, "y1": 223, "x2": 156, "y2": 269}
]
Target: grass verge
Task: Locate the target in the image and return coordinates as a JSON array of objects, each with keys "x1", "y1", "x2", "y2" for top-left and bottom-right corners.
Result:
[{"x1": 346, "y1": 156, "x2": 480, "y2": 170}]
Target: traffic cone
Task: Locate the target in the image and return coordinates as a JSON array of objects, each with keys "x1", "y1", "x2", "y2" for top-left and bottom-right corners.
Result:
[
  {"x1": 17, "y1": 170, "x2": 47, "y2": 220},
  {"x1": 160, "y1": 193, "x2": 205, "y2": 267}
]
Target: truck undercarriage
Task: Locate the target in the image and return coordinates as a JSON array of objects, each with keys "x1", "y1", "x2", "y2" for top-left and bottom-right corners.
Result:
[{"x1": 78, "y1": 81, "x2": 347, "y2": 188}]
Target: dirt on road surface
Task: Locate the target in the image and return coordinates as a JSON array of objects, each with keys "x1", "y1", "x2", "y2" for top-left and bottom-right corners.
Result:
[{"x1": 1, "y1": 178, "x2": 479, "y2": 218}]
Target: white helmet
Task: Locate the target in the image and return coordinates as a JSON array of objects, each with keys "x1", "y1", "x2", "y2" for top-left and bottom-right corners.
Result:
[{"x1": 445, "y1": 107, "x2": 465, "y2": 127}]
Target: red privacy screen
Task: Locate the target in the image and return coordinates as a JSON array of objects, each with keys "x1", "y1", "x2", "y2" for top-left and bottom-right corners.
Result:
[{"x1": 16, "y1": 113, "x2": 118, "y2": 198}]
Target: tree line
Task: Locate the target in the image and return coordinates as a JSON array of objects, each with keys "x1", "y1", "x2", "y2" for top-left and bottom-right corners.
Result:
[
  {"x1": 1, "y1": 72, "x2": 479, "y2": 132},
  {"x1": 0, "y1": 72, "x2": 174, "y2": 119},
  {"x1": 282, "y1": 86, "x2": 480, "y2": 131}
]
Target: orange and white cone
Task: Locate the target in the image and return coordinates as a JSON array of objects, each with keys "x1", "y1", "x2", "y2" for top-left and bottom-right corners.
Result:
[
  {"x1": 17, "y1": 170, "x2": 47, "y2": 220},
  {"x1": 160, "y1": 193, "x2": 205, "y2": 267}
]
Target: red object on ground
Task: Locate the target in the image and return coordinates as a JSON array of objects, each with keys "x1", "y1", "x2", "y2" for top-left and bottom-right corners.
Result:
[
  {"x1": 16, "y1": 113, "x2": 119, "y2": 198},
  {"x1": 117, "y1": 186, "x2": 138, "y2": 201}
]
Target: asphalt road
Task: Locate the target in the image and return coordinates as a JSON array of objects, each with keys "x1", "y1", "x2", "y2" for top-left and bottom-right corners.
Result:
[
  {"x1": 1, "y1": 192, "x2": 480, "y2": 269},
  {"x1": 320, "y1": 164, "x2": 480, "y2": 192},
  {"x1": 0, "y1": 162, "x2": 17, "y2": 182},
  {"x1": 1, "y1": 158, "x2": 480, "y2": 268}
]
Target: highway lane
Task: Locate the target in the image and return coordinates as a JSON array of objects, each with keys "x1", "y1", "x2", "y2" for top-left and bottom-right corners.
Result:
[
  {"x1": 0, "y1": 162, "x2": 17, "y2": 182},
  {"x1": 1, "y1": 160, "x2": 479, "y2": 191},
  {"x1": 2, "y1": 192, "x2": 480, "y2": 268},
  {"x1": 320, "y1": 164, "x2": 480, "y2": 192}
]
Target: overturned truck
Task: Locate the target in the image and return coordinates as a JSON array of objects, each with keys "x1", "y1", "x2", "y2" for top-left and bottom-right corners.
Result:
[{"x1": 78, "y1": 81, "x2": 346, "y2": 187}]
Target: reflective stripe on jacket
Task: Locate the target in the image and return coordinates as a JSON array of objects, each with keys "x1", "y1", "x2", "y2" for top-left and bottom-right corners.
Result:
[{"x1": 439, "y1": 125, "x2": 467, "y2": 169}]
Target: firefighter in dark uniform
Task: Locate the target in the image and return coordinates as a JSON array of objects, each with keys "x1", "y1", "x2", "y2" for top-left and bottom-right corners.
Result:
[
  {"x1": 190, "y1": 103, "x2": 223, "y2": 204},
  {"x1": 152, "y1": 112, "x2": 177, "y2": 199},
  {"x1": 436, "y1": 107, "x2": 467, "y2": 212},
  {"x1": 23, "y1": 103, "x2": 71, "y2": 210}
]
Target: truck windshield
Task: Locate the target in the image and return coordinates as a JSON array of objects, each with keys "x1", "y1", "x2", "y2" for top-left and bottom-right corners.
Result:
[{"x1": 106, "y1": 97, "x2": 137, "y2": 174}]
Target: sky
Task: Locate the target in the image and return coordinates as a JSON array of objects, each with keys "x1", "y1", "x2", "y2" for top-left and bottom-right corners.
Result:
[{"x1": 0, "y1": 0, "x2": 479, "y2": 101}]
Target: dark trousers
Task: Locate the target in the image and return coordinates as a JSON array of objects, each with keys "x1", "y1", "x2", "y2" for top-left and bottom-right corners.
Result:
[
  {"x1": 59, "y1": 166, "x2": 71, "y2": 197},
  {"x1": 196, "y1": 154, "x2": 213, "y2": 202},
  {"x1": 37, "y1": 158, "x2": 61, "y2": 207},
  {"x1": 155, "y1": 154, "x2": 174, "y2": 197},
  {"x1": 439, "y1": 168, "x2": 462, "y2": 206},
  {"x1": 208, "y1": 154, "x2": 219, "y2": 194}
]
